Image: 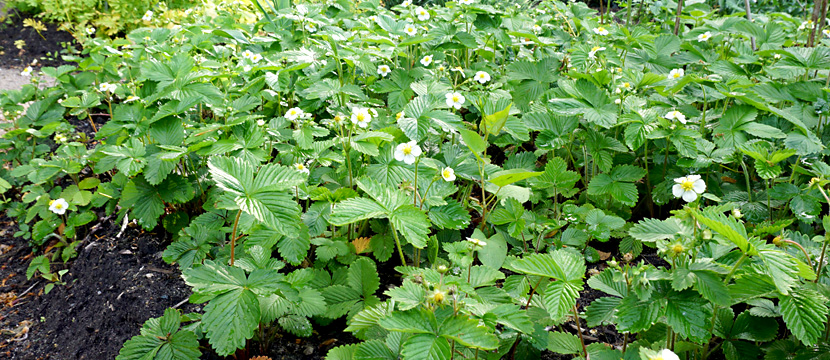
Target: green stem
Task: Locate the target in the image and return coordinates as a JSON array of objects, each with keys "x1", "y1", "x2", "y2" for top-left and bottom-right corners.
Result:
[
  {"x1": 390, "y1": 223, "x2": 407, "y2": 266},
  {"x1": 229, "y1": 210, "x2": 242, "y2": 266},
  {"x1": 740, "y1": 158, "x2": 753, "y2": 203}
]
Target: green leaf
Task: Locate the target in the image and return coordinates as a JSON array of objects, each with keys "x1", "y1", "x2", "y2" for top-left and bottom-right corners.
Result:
[
  {"x1": 390, "y1": 205, "x2": 431, "y2": 249},
  {"x1": 488, "y1": 169, "x2": 542, "y2": 188},
  {"x1": 208, "y1": 157, "x2": 304, "y2": 237},
  {"x1": 543, "y1": 280, "x2": 582, "y2": 320},
  {"x1": 616, "y1": 295, "x2": 661, "y2": 333},
  {"x1": 401, "y1": 334, "x2": 451, "y2": 360},
  {"x1": 512, "y1": 251, "x2": 585, "y2": 282},
  {"x1": 665, "y1": 290, "x2": 711, "y2": 342},
  {"x1": 547, "y1": 331, "x2": 581, "y2": 354},
  {"x1": 629, "y1": 218, "x2": 688, "y2": 243},
  {"x1": 117, "y1": 309, "x2": 200, "y2": 360},
  {"x1": 587, "y1": 165, "x2": 646, "y2": 206},
  {"x1": 182, "y1": 261, "x2": 281, "y2": 356},
  {"x1": 477, "y1": 231, "x2": 508, "y2": 270},
  {"x1": 692, "y1": 209, "x2": 755, "y2": 255},
  {"x1": 483, "y1": 103, "x2": 512, "y2": 135},
  {"x1": 380, "y1": 308, "x2": 436, "y2": 334},
  {"x1": 348, "y1": 257, "x2": 380, "y2": 299},
  {"x1": 585, "y1": 296, "x2": 622, "y2": 327},
  {"x1": 439, "y1": 315, "x2": 499, "y2": 350},
  {"x1": 428, "y1": 200, "x2": 471, "y2": 230},
  {"x1": 779, "y1": 288, "x2": 829, "y2": 345},
  {"x1": 383, "y1": 280, "x2": 425, "y2": 311},
  {"x1": 531, "y1": 157, "x2": 580, "y2": 192},
  {"x1": 120, "y1": 177, "x2": 164, "y2": 231},
  {"x1": 459, "y1": 129, "x2": 487, "y2": 154}
]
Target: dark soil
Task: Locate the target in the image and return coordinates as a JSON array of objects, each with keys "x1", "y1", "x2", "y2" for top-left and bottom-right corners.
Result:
[
  {"x1": 0, "y1": 216, "x2": 200, "y2": 359},
  {"x1": 0, "y1": 10, "x2": 77, "y2": 68},
  {"x1": 0, "y1": 214, "x2": 360, "y2": 360}
]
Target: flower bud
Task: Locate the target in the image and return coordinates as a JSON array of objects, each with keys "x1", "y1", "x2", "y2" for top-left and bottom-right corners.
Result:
[
  {"x1": 702, "y1": 229, "x2": 712, "y2": 240},
  {"x1": 732, "y1": 208, "x2": 743, "y2": 219}
]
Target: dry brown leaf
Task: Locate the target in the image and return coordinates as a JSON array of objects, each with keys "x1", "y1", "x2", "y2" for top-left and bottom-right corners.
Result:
[
  {"x1": 249, "y1": 357, "x2": 273, "y2": 360},
  {"x1": 598, "y1": 250, "x2": 611, "y2": 261},
  {"x1": 352, "y1": 237, "x2": 371, "y2": 254}
]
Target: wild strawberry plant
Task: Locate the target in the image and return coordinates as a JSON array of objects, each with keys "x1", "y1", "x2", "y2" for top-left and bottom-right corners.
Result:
[{"x1": 2, "y1": 0, "x2": 830, "y2": 359}]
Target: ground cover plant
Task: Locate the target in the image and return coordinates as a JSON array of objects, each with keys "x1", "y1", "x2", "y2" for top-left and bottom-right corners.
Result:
[{"x1": 3, "y1": 0, "x2": 830, "y2": 359}]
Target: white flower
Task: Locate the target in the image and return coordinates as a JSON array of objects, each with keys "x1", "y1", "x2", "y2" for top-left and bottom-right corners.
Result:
[
  {"x1": 257, "y1": 119, "x2": 266, "y2": 126},
  {"x1": 285, "y1": 107, "x2": 304, "y2": 121},
  {"x1": 369, "y1": 15, "x2": 378, "y2": 22},
  {"x1": 124, "y1": 95, "x2": 140, "y2": 103},
  {"x1": 142, "y1": 10, "x2": 153, "y2": 22},
  {"x1": 404, "y1": 24, "x2": 417, "y2": 36},
  {"x1": 416, "y1": 7, "x2": 430, "y2": 21},
  {"x1": 668, "y1": 68, "x2": 684, "y2": 80},
  {"x1": 459, "y1": 0, "x2": 474, "y2": 5},
  {"x1": 184, "y1": 9, "x2": 193, "y2": 16},
  {"x1": 394, "y1": 141, "x2": 422, "y2": 165},
  {"x1": 451, "y1": 66, "x2": 466, "y2": 78},
  {"x1": 378, "y1": 64, "x2": 392, "y2": 77},
  {"x1": 588, "y1": 46, "x2": 605, "y2": 59},
  {"x1": 474, "y1": 71, "x2": 490, "y2": 84},
  {"x1": 305, "y1": 23, "x2": 317, "y2": 32},
  {"x1": 401, "y1": 0, "x2": 412, "y2": 6},
  {"x1": 441, "y1": 167, "x2": 456, "y2": 181},
  {"x1": 697, "y1": 31, "x2": 712, "y2": 42},
  {"x1": 54, "y1": 133, "x2": 67, "y2": 143},
  {"x1": 621, "y1": 82, "x2": 632, "y2": 90},
  {"x1": 20, "y1": 66, "x2": 32, "y2": 77},
  {"x1": 241, "y1": 50, "x2": 254, "y2": 59},
  {"x1": 99, "y1": 82, "x2": 117, "y2": 93},
  {"x1": 293, "y1": 163, "x2": 310, "y2": 174},
  {"x1": 672, "y1": 175, "x2": 706, "y2": 202},
  {"x1": 798, "y1": 20, "x2": 813, "y2": 31},
  {"x1": 824, "y1": 29, "x2": 830, "y2": 38},
  {"x1": 420, "y1": 55, "x2": 433, "y2": 67},
  {"x1": 396, "y1": 111, "x2": 405, "y2": 121},
  {"x1": 773, "y1": 53, "x2": 781, "y2": 59},
  {"x1": 665, "y1": 110, "x2": 687, "y2": 124},
  {"x1": 445, "y1": 92, "x2": 465, "y2": 109},
  {"x1": 615, "y1": 98, "x2": 622, "y2": 104},
  {"x1": 649, "y1": 349, "x2": 680, "y2": 360},
  {"x1": 86, "y1": 27, "x2": 96, "y2": 35},
  {"x1": 250, "y1": 53, "x2": 263, "y2": 63},
  {"x1": 351, "y1": 107, "x2": 372, "y2": 128},
  {"x1": 466, "y1": 237, "x2": 487, "y2": 247},
  {"x1": 593, "y1": 26, "x2": 609, "y2": 36},
  {"x1": 532, "y1": 24, "x2": 542, "y2": 34},
  {"x1": 49, "y1": 198, "x2": 69, "y2": 215}
]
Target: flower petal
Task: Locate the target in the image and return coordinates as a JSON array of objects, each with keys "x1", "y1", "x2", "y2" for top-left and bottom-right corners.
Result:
[
  {"x1": 682, "y1": 190, "x2": 698, "y2": 202},
  {"x1": 672, "y1": 184, "x2": 684, "y2": 198},
  {"x1": 693, "y1": 179, "x2": 706, "y2": 193}
]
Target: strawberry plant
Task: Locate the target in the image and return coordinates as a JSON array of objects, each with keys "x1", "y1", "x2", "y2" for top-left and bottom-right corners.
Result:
[{"x1": 2, "y1": 0, "x2": 830, "y2": 359}]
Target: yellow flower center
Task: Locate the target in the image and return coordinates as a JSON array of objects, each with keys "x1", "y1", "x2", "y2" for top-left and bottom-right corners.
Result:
[
  {"x1": 681, "y1": 180, "x2": 695, "y2": 191},
  {"x1": 597, "y1": 27, "x2": 605, "y2": 32},
  {"x1": 55, "y1": 203, "x2": 63, "y2": 209},
  {"x1": 443, "y1": 169, "x2": 452, "y2": 178},
  {"x1": 452, "y1": 95, "x2": 459, "y2": 102},
  {"x1": 357, "y1": 113, "x2": 365, "y2": 121},
  {"x1": 623, "y1": 82, "x2": 630, "y2": 88},
  {"x1": 297, "y1": 164, "x2": 305, "y2": 170},
  {"x1": 671, "y1": 244, "x2": 684, "y2": 254},
  {"x1": 396, "y1": 112, "x2": 403, "y2": 120},
  {"x1": 591, "y1": 46, "x2": 601, "y2": 52},
  {"x1": 402, "y1": 145, "x2": 412, "y2": 155},
  {"x1": 334, "y1": 115, "x2": 343, "y2": 121}
]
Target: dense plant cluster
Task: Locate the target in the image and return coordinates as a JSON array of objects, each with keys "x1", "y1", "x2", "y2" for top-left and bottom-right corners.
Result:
[
  {"x1": 3, "y1": 0, "x2": 830, "y2": 359},
  {"x1": 6, "y1": 0, "x2": 196, "y2": 36}
]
